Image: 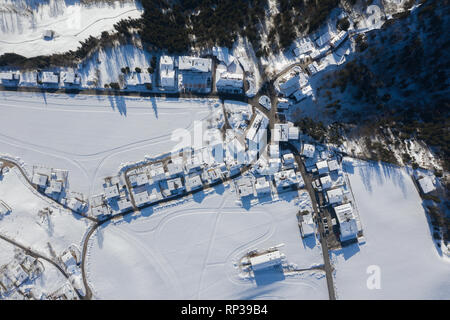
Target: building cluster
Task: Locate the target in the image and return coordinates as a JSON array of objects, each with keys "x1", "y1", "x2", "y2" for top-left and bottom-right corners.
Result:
[
  {"x1": 0, "y1": 251, "x2": 45, "y2": 300},
  {"x1": 301, "y1": 144, "x2": 362, "y2": 244},
  {"x1": 89, "y1": 175, "x2": 132, "y2": 218},
  {"x1": 223, "y1": 100, "x2": 253, "y2": 134},
  {"x1": 277, "y1": 27, "x2": 351, "y2": 112},
  {"x1": 277, "y1": 66, "x2": 314, "y2": 110},
  {"x1": 31, "y1": 166, "x2": 68, "y2": 201}
]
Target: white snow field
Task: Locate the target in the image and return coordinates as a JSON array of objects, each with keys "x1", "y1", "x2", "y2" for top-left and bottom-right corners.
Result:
[
  {"x1": 85, "y1": 188, "x2": 328, "y2": 299},
  {"x1": 0, "y1": 238, "x2": 16, "y2": 265},
  {"x1": 331, "y1": 158, "x2": 450, "y2": 299},
  {"x1": 0, "y1": 167, "x2": 89, "y2": 257},
  {"x1": 0, "y1": 91, "x2": 215, "y2": 195},
  {"x1": 0, "y1": 0, "x2": 143, "y2": 57}
]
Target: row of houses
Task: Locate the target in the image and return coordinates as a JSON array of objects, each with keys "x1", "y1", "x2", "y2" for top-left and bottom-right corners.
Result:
[{"x1": 300, "y1": 144, "x2": 362, "y2": 244}]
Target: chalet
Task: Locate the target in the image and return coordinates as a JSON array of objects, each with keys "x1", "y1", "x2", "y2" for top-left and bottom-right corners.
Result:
[
  {"x1": 330, "y1": 31, "x2": 348, "y2": 48},
  {"x1": 255, "y1": 177, "x2": 271, "y2": 195},
  {"x1": 292, "y1": 85, "x2": 313, "y2": 102},
  {"x1": 249, "y1": 250, "x2": 282, "y2": 271},
  {"x1": 273, "y1": 123, "x2": 289, "y2": 142},
  {"x1": 117, "y1": 198, "x2": 133, "y2": 212},
  {"x1": 316, "y1": 160, "x2": 330, "y2": 175},
  {"x1": 129, "y1": 173, "x2": 148, "y2": 187},
  {"x1": 269, "y1": 143, "x2": 279, "y2": 158},
  {"x1": 236, "y1": 177, "x2": 254, "y2": 198},
  {"x1": 334, "y1": 203, "x2": 358, "y2": 243},
  {"x1": 149, "y1": 163, "x2": 166, "y2": 182},
  {"x1": 91, "y1": 204, "x2": 110, "y2": 217},
  {"x1": 104, "y1": 185, "x2": 119, "y2": 200},
  {"x1": 327, "y1": 159, "x2": 339, "y2": 172},
  {"x1": 40, "y1": 71, "x2": 59, "y2": 84},
  {"x1": 66, "y1": 198, "x2": 84, "y2": 212},
  {"x1": 125, "y1": 72, "x2": 152, "y2": 89},
  {"x1": 300, "y1": 212, "x2": 315, "y2": 238},
  {"x1": 178, "y1": 56, "x2": 212, "y2": 73},
  {"x1": 60, "y1": 251, "x2": 77, "y2": 269},
  {"x1": 417, "y1": 176, "x2": 436, "y2": 194},
  {"x1": 90, "y1": 195, "x2": 104, "y2": 208},
  {"x1": 274, "y1": 169, "x2": 304, "y2": 190},
  {"x1": 159, "y1": 55, "x2": 176, "y2": 89},
  {"x1": 61, "y1": 71, "x2": 81, "y2": 85},
  {"x1": 246, "y1": 111, "x2": 269, "y2": 146},
  {"x1": 315, "y1": 30, "x2": 331, "y2": 48},
  {"x1": 32, "y1": 173, "x2": 48, "y2": 188},
  {"x1": 288, "y1": 126, "x2": 299, "y2": 140},
  {"x1": 302, "y1": 144, "x2": 315, "y2": 158},
  {"x1": 258, "y1": 95, "x2": 271, "y2": 110},
  {"x1": 279, "y1": 73, "x2": 308, "y2": 97},
  {"x1": 320, "y1": 175, "x2": 332, "y2": 190},
  {"x1": 326, "y1": 188, "x2": 344, "y2": 205},
  {"x1": 134, "y1": 191, "x2": 151, "y2": 207},
  {"x1": 166, "y1": 177, "x2": 185, "y2": 195},
  {"x1": 216, "y1": 71, "x2": 244, "y2": 94},
  {"x1": 166, "y1": 158, "x2": 184, "y2": 178},
  {"x1": 282, "y1": 153, "x2": 295, "y2": 166},
  {"x1": 0, "y1": 71, "x2": 20, "y2": 85},
  {"x1": 185, "y1": 174, "x2": 203, "y2": 192}
]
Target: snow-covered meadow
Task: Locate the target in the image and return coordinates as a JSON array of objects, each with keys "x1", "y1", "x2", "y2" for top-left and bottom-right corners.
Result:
[
  {"x1": 0, "y1": 0, "x2": 143, "y2": 57},
  {"x1": 331, "y1": 158, "x2": 450, "y2": 299},
  {"x1": 85, "y1": 188, "x2": 327, "y2": 299},
  {"x1": 0, "y1": 91, "x2": 217, "y2": 195}
]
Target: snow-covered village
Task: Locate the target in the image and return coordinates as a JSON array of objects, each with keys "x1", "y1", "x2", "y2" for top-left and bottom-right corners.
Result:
[{"x1": 0, "y1": 0, "x2": 448, "y2": 303}]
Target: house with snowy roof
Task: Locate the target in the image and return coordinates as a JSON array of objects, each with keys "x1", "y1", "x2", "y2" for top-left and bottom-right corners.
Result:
[
  {"x1": 326, "y1": 188, "x2": 344, "y2": 205},
  {"x1": 316, "y1": 160, "x2": 330, "y2": 175},
  {"x1": 236, "y1": 176, "x2": 254, "y2": 198},
  {"x1": 300, "y1": 212, "x2": 315, "y2": 238},
  {"x1": 273, "y1": 123, "x2": 289, "y2": 142},
  {"x1": 250, "y1": 250, "x2": 282, "y2": 271},
  {"x1": 40, "y1": 71, "x2": 59, "y2": 84},
  {"x1": 255, "y1": 177, "x2": 271, "y2": 196},
  {"x1": 177, "y1": 56, "x2": 212, "y2": 93},
  {"x1": 334, "y1": 203, "x2": 358, "y2": 243},
  {"x1": 185, "y1": 174, "x2": 203, "y2": 192},
  {"x1": 417, "y1": 176, "x2": 436, "y2": 195},
  {"x1": 302, "y1": 144, "x2": 315, "y2": 158},
  {"x1": 159, "y1": 55, "x2": 176, "y2": 89}
]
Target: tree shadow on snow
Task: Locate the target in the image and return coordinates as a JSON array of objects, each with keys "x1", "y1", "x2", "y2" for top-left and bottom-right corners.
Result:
[
  {"x1": 108, "y1": 93, "x2": 127, "y2": 116},
  {"x1": 150, "y1": 96, "x2": 158, "y2": 119}
]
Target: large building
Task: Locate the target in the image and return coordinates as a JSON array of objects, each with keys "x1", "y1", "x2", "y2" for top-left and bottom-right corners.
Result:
[
  {"x1": 249, "y1": 250, "x2": 282, "y2": 271},
  {"x1": 215, "y1": 62, "x2": 244, "y2": 94},
  {"x1": 177, "y1": 56, "x2": 212, "y2": 93}
]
